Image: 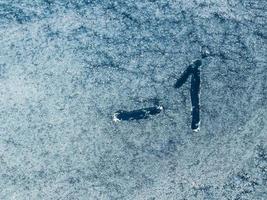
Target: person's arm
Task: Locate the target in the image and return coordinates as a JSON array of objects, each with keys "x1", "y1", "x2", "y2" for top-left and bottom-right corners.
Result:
[{"x1": 174, "y1": 65, "x2": 193, "y2": 89}]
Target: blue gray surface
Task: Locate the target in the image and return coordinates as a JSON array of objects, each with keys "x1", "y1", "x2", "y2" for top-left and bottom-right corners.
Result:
[{"x1": 0, "y1": 0, "x2": 266, "y2": 199}]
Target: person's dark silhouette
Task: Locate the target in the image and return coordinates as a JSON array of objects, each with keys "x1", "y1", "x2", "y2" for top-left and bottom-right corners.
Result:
[
  {"x1": 113, "y1": 47, "x2": 210, "y2": 130},
  {"x1": 174, "y1": 59, "x2": 202, "y2": 131}
]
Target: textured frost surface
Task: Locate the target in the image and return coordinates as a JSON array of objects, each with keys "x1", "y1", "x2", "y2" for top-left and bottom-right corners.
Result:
[{"x1": 0, "y1": 1, "x2": 266, "y2": 199}]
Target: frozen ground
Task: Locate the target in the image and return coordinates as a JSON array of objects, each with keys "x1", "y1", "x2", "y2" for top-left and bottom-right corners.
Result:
[{"x1": 0, "y1": 0, "x2": 266, "y2": 199}]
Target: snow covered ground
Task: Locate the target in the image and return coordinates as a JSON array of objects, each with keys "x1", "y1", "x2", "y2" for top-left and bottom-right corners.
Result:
[{"x1": 0, "y1": 0, "x2": 266, "y2": 199}]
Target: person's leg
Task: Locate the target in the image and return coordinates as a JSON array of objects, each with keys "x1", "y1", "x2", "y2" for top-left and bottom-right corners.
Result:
[{"x1": 190, "y1": 66, "x2": 201, "y2": 131}]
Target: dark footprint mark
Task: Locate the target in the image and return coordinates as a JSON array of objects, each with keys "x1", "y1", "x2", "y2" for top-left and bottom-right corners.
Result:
[
  {"x1": 174, "y1": 59, "x2": 202, "y2": 132},
  {"x1": 113, "y1": 106, "x2": 164, "y2": 122}
]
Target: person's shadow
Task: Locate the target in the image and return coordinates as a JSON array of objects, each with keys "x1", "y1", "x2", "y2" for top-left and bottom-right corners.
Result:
[
  {"x1": 174, "y1": 59, "x2": 202, "y2": 131},
  {"x1": 113, "y1": 48, "x2": 210, "y2": 132}
]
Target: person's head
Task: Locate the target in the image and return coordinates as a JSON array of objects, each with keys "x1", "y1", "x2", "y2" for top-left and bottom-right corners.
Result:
[{"x1": 193, "y1": 59, "x2": 202, "y2": 67}]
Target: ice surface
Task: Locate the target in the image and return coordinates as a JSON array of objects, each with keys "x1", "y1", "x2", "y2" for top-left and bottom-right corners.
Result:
[{"x1": 0, "y1": 0, "x2": 266, "y2": 199}]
